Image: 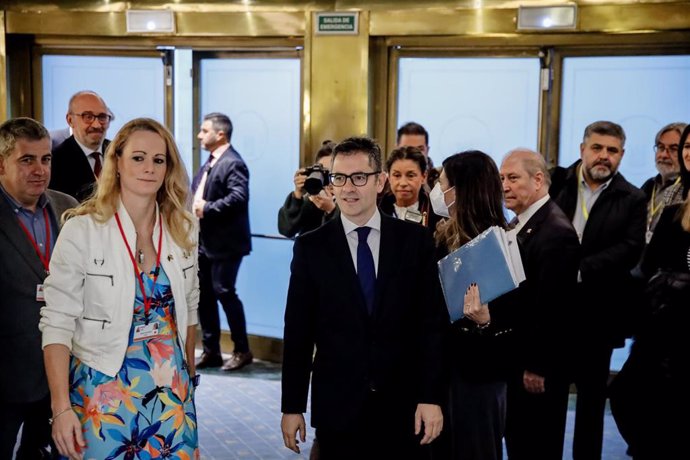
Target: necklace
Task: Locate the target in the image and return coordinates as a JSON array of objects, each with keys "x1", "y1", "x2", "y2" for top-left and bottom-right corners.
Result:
[{"x1": 137, "y1": 249, "x2": 145, "y2": 265}]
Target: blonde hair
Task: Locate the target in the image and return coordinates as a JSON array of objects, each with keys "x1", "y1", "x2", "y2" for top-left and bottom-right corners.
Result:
[{"x1": 64, "y1": 118, "x2": 195, "y2": 251}]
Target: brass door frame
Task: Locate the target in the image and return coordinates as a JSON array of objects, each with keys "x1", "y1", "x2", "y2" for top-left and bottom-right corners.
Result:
[
  {"x1": 32, "y1": 46, "x2": 170, "y2": 128},
  {"x1": 377, "y1": 31, "x2": 690, "y2": 166}
]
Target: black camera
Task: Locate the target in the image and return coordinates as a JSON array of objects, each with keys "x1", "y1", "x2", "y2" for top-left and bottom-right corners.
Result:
[{"x1": 302, "y1": 163, "x2": 330, "y2": 195}]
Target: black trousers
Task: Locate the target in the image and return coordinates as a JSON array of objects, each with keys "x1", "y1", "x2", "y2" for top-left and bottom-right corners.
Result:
[
  {"x1": 505, "y1": 372, "x2": 570, "y2": 460},
  {"x1": 0, "y1": 394, "x2": 54, "y2": 460},
  {"x1": 315, "y1": 391, "x2": 427, "y2": 460},
  {"x1": 447, "y1": 378, "x2": 506, "y2": 460},
  {"x1": 609, "y1": 354, "x2": 686, "y2": 460},
  {"x1": 571, "y1": 343, "x2": 613, "y2": 460},
  {"x1": 198, "y1": 252, "x2": 249, "y2": 354}
]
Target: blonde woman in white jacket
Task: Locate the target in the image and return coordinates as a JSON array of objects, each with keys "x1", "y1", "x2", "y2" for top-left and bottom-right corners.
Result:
[{"x1": 40, "y1": 118, "x2": 200, "y2": 460}]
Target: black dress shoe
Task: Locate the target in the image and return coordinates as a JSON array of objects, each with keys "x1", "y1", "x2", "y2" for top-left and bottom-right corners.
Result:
[
  {"x1": 195, "y1": 352, "x2": 223, "y2": 369},
  {"x1": 221, "y1": 351, "x2": 253, "y2": 371}
]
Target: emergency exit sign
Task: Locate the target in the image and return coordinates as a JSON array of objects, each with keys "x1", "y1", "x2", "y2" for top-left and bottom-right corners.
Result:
[{"x1": 315, "y1": 12, "x2": 359, "y2": 35}]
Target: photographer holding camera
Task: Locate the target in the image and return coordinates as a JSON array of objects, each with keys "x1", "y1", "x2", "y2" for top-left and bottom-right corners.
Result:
[{"x1": 278, "y1": 141, "x2": 337, "y2": 238}]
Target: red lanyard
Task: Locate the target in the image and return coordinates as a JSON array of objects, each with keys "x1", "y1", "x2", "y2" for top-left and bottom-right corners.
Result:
[
  {"x1": 16, "y1": 208, "x2": 51, "y2": 274},
  {"x1": 115, "y1": 212, "x2": 163, "y2": 321}
]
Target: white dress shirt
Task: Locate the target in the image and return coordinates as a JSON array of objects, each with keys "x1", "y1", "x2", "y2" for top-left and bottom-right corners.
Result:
[
  {"x1": 340, "y1": 210, "x2": 381, "y2": 276},
  {"x1": 514, "y1": 194, "x2": 550, "y2": 233},
  {"x1": 74, "y1": 137, "x2": 104, "y2": 173},
  {"x1": 193, "y1": 143, "x2": 229, "y2": 204}
]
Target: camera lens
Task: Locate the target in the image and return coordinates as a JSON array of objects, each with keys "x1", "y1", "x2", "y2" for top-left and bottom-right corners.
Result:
[{"x1": 304, "y1": 172, "x2": 324, "y2": 195}]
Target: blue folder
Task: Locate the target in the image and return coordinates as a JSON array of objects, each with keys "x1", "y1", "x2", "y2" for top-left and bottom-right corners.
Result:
[{"x1": 438, "y1": 226, "x2": 522, "y2": 322}]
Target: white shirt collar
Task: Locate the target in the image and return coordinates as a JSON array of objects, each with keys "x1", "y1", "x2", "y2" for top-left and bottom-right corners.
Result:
[
  {"x1": 74, "y1": 136, "x2": 104, "y2": 156},
  {"x1": 515, "y1": 193, "x2": 550, "y2": 231},
  {"x1": 341, "y1": 209, "x2": 382, "y2": 234}
]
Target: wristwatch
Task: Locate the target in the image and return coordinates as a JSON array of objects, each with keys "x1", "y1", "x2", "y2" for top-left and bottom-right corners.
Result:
[{"x1": 191, "y1": 374, "x2": 201, "y2": 388}]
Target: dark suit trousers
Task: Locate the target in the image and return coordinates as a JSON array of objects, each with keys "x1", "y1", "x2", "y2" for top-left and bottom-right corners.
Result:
[
  {"x1": 572, "y1": 342, "x2": 613, "y2": 460},
  {"x1": 198, "y1": 252, "x2": 249, "y2": 354},
  {"x1": 315, "y1": 390, "x2": 426, "y2": 460},
  {"x1": 0, "y1": 394, "x2": 53, "y2": 459},
  {"x1": 505, "y1": 373, "x2": 570, "y2": 460}
]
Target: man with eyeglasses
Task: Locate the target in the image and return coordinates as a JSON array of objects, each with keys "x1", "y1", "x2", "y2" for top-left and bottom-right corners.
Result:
[
  {"x1": 49, "y1": 90, "x2": 112, "y2": 202},
  {"x1": 640, "y1": 122, "x2": 687, "y2": 241},
  {"x1": 281, "y1": 136, "x2": 447, "y2": 459}
]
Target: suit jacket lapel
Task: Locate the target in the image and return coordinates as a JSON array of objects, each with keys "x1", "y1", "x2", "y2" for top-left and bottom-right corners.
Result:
[
  {"x1": 517, "y1": 199, "x2": 552, "y2": 247},
  {"x1": 373, "y1": 216, "x2": 398, "y2": 318},
  {"x1": 0, "y1": 197, "x2": 45, "y2": 280}
]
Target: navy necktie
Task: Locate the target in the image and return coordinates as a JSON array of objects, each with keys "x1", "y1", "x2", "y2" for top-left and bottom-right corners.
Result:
[{"x1": 355, "y1": 227, "x2": 376, "y2": 314}]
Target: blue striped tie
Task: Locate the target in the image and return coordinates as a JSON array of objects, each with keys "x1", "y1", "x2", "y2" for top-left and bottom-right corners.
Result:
[{"x1": 355, "y1": 227, "x2": 376, "y2": 314}]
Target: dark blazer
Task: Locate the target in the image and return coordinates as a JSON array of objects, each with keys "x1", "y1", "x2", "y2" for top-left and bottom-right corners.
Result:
[
  {"x1": 509, "y1": 199, "x2": 580, "y2": 378},
  {"x1": 281, "y1": 213, "x2": 448, "y2": 431},
  {"x1": 0, "y1": 189, "x2": 78, "y2": 403},
  {"x1": 193, "y1": 145, "x2": 251, "y2": 259},
  {"x1": 50, "y1": 135, "x2": 110, "y2": 202},
  {"x1": 551, "y1": 160, "x2": 646, "y2": 346},
  {"x1": 277, "y1": 192, "x2": 336, "y2": 238}
]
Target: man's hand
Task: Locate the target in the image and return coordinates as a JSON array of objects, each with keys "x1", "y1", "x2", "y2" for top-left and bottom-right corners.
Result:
[
  {"x1": 415, "y1": 403, "x2": 443, "y2": 445},
  {"x1": 281, "y1": 413, "x2": 306, "y2": 453},
  {"x1": 523, "y1": 370, "x2": 546, "y2": 394},
  {"x1": 193, "y1": 199, "x2": 206, "y2": 219},
  {"x1": 308, "y1": 187, "x2": 336, "y2": 214},
  {"x1": 293, "y1": 169, "x2": 307, "y2": 199}
]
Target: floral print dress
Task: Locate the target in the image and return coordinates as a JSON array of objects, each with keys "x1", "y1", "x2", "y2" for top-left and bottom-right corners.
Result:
[{"x1": 68, "y1": 267, "x2": 198, "y2": 460}]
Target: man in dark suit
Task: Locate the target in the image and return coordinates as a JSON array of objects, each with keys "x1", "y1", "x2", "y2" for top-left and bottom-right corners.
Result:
[
  {"x1": 49, "y1": 90, "x2": 112, "y2": 202},
  {"x1": 192, "y1": 112, "x2": 253, "y2": 371},
  {"x1": 281, "y1": 137, "x2": 447, "y2": 459},
  {"x1": 0, "y1": 117, "x2": 78, "y2": 459},
  {"x1": 499, "y1": 149, "x2": 580, "y2": 460},
  {"x1": 550, "y1": 121, "x2": 646, "y2": 460}
]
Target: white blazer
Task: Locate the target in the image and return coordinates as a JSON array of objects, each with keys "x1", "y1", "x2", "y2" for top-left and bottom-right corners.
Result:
[{"x1": 40, "y1": 203, "x2": 199, "y2": 377}]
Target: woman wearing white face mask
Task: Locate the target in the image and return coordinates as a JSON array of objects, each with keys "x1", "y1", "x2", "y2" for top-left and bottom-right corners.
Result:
[{"x1": 431, "y1": 151, "x2": 515, "y2": 460}]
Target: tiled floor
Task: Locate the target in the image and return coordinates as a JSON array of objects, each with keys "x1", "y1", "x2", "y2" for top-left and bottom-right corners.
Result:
[{"x1": 195, "y1": 359, "x2": 630, "y2": 459}]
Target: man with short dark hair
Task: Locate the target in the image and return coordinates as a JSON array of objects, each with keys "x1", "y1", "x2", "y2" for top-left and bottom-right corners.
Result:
[
  {"x1": 192, "y1": 112, "x2": 253, "y2": 371},
  {"x1": 500, "y1": 149, "x2": 579, "y2": 460},
  {"x1": 641, "y1": 122, "x2": 687, "y2": 241},
  {"x1": 550, "y1": 120, "x2": 646, "y2": 460},
  {"x1": 0, "y1": 117, "x2": 77, "y2": 459},
  {"x1": 396, "y1": 121, "x2": 438, "y2": 188},
  {"x1": 281, "y1": 136, "x2": 447, "y2": 459},
  {"x1": 49, "y1": 90, "x2": 112, "y2": 202}
]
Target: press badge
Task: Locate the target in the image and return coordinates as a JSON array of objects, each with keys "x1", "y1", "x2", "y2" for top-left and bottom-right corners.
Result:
[
  {"x1": 36, "y1": 284, "x2": 45, "y2": 302},
  {"x1": 133, "y1": 322, "x2": 160, "y2": 341}
]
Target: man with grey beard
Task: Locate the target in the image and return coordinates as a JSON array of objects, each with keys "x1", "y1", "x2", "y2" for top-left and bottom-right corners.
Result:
[
  {"x1": 550, "y1": 120, "x2": 646, "y2": 460},
  {"x1": 640, "y1": 122, "x2": 687, "y2": 242}
]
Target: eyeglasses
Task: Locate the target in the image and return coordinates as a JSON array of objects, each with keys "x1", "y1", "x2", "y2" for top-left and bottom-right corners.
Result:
[
  {"x1": 654, "y1": 143, "x2": 679, "y2": 154},
  {"x1": 329, "y1": 171, "x2": 380, "y2": 187},
  {"x1": 72, "y1": 112, "x2": 112, "y2": 124}
]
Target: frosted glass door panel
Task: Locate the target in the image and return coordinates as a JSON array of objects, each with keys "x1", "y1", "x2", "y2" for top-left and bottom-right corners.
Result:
[
  {"x1": 559, "y1": 55, "x2": 690, "y2": 187},
  {"x1": 398, "y1": 57, "x2": 541, "y2": 167},
  {"x1": 42, "y1": 55, "x2": 165, "y2": 137},
  {"x1": 200, "y1": 58, "x2": 301, "y2": 339}
]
